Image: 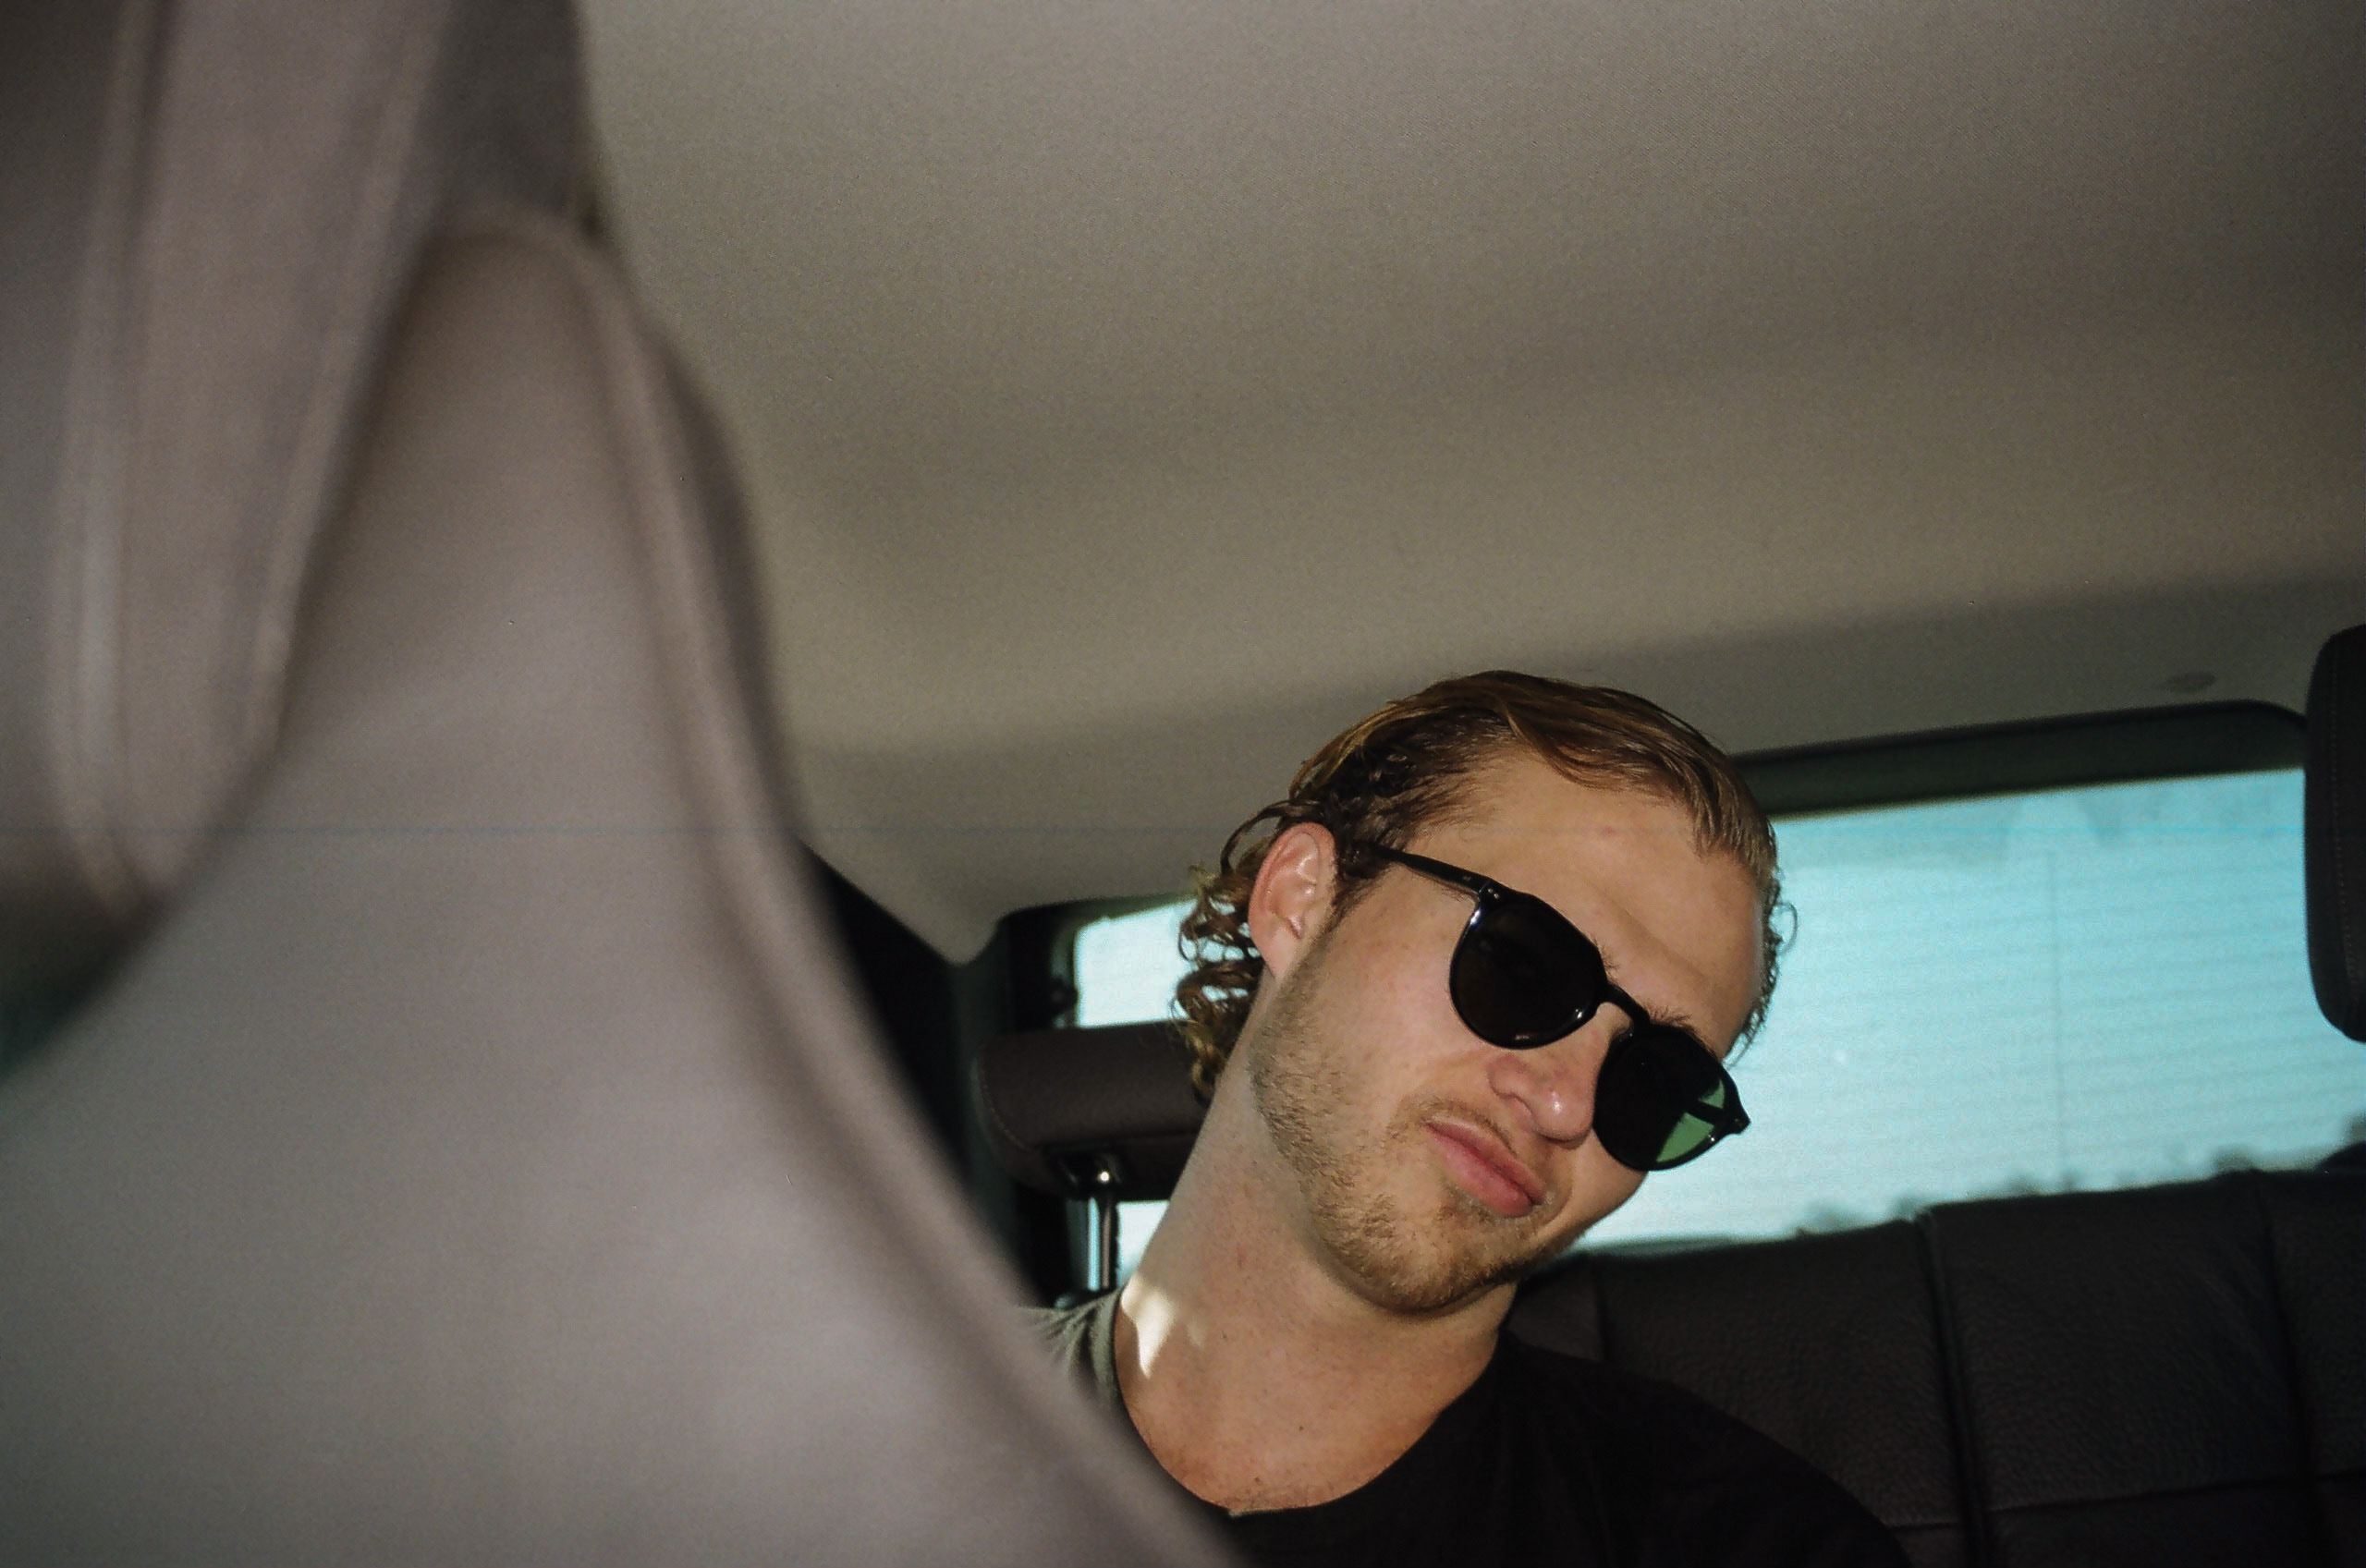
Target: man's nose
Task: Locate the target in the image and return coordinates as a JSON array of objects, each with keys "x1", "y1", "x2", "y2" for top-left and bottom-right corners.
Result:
[{"x1": 1485, "y1": 1019, "x2": 1614, "y2": 1146}]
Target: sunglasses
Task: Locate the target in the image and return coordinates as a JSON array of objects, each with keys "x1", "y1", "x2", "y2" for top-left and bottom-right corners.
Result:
[{"x1": 1365, "y1": 845, "x2": 1750, "y2": 1172}]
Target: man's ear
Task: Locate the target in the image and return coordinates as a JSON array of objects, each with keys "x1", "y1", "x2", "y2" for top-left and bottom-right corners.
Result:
[{"x1": 1247, "y1": 822, "x2": 1338, "y2": 980}]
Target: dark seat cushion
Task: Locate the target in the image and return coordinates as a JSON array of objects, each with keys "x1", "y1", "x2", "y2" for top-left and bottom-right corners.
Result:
[
  {"x1": 1926, "y1": 1174, "x2": 2335, "y2": 1566},
  {"x1": 1510, "y1": 1171, "x2": 2365, "y2": 1568},
  {"x1": 1512, "y1": 1222, "x2": 1970, "y2": 1568},
  {"x1": 2268, "y1": 1171, "x2": 2366, "y2": 1565}
]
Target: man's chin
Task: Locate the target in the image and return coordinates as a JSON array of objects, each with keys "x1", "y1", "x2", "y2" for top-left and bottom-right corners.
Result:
[
  {"x1": 1323, "y1": 1191, "x2": 1567, "y2": 1316},
  {"x1": 1344, "y1": 1249, "x2": 1532, "y2": 1317}
]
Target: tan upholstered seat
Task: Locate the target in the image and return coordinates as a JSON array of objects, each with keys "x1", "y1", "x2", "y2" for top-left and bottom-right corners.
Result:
[{"x1": 0, "y1": 4, "x2": 1229, "y2": 1562}]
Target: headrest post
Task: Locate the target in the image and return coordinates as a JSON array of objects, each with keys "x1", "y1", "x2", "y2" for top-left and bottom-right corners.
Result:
[{"x1": 1087, "y1": 1155, "x2": 1121, "y2": 1294}]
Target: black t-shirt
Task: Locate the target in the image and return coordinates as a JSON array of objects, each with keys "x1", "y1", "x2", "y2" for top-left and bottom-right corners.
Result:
[{"x1": 1030, "y1": 1293, "x2": 1909, "y2": 1568}]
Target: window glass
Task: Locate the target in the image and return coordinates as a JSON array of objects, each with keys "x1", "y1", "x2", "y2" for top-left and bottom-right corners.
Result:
[
  {"x1": 1074, "y1": 904, "x2": 1199, "y2": 1027},
  {"x1": 1067, "y1": 768, "x2": 2363, "y2": 1261}
]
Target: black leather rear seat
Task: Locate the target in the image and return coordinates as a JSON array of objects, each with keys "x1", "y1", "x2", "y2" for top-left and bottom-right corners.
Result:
[{"x1": 1507, "y1": 1168, "x2": 2365, "y2": 1568}]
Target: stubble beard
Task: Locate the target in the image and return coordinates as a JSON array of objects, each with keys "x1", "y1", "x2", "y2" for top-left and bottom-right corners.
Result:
[{"x1": 1244, "y1": 934, "x2": 1565, "y2": 1315}]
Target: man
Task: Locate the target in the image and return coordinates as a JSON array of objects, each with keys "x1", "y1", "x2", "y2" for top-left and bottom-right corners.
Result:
[{"x1": 1035, "y1": 672, "x2": 1907, "y2": 1567}]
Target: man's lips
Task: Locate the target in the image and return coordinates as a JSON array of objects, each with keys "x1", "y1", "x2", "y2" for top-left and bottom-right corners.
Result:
[{"x1": 1423, "y1": 1119, "x2": 1545, "y2": 1218}]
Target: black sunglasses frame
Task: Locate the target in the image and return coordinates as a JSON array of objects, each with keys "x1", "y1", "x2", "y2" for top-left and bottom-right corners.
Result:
[{"x1": 1364, "y1": 845, "x2": 1750, "y2": 1171}]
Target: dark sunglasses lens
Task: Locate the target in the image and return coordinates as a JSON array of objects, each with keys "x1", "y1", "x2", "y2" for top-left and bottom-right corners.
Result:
[
  {"x1": 1652, "y1": 1087, "x2": 1727, "y2": 1167},
  {"x1": 1595, "y1": 1027, "x2": 1730, "y2": 1171},
  {"x1": 1447, "y1": 895, "x2": 1605, "y2": 1047}
]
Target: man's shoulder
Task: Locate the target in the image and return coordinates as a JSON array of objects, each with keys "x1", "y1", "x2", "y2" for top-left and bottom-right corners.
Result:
[
  {"x1": 1494, "y1": 1336, "x2": 1910, "y2": 1568},
  {"x1": 1495, "y1": 1332, "x2": 1757, "y2": 1433},
  {"x1": 1020, "y1": 1295, "x2": 1100, "y2": 1351},
  {"x1": 1496, "y1": 1332, "x2": 1821, "y2": 1472},
  {"x1": 1019, "y1": 1292, "x2": 1121, "y2": 1409}
]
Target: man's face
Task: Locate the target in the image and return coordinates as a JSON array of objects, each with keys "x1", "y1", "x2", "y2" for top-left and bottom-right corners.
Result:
[{"x1": 1236, "y1": 751, "x2": 1762, "y2": 1315}]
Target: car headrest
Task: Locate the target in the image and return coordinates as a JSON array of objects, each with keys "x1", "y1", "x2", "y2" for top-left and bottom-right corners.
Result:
[
  {"x1": 0, "y1": 3, "x2": 1236, "y2": 1562},
  {"x1": 2307, "y1": 624, "x2": 2366, "y2": 1040},
  {"x1": 978, "y1": 1022, "x2": 1209, "y2": 1200},
  {"x1": 0, "y1": 0, "x2": 578, "y2": 1002},
  {"x1": 0, "y1": 209, "x2": 1232, "y2": 1565}
]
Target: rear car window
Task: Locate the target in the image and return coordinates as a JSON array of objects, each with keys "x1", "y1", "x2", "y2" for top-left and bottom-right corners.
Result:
[{"x1": 1069, "y1": 767, "x2": 2362, "y2": 1260}]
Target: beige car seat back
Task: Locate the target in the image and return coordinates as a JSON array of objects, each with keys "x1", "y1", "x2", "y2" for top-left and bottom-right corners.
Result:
[{"x1": 0, "y1": 2, "x2": 1226, "y2": 1562}]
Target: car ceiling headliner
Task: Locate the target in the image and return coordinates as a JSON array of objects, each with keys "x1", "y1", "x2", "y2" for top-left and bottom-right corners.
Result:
[{"x1": 579, "y1": 0, "x2": 2362, "y2": 960}]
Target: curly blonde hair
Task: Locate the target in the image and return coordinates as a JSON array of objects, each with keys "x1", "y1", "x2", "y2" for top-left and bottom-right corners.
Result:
[{"x1": 1174, "y1": 672, "x2": 1780, "y2": 1097}]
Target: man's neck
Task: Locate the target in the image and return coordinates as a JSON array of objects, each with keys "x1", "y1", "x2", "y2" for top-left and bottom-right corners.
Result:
[{"x1": 1111, "y1": 1092, "x2": 1512, "y2": 1513}]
